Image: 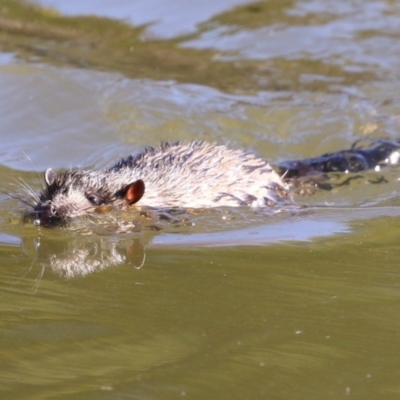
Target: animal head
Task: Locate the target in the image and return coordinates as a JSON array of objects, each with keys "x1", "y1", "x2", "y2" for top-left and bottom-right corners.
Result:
[{"x1": 31, "y1": 168, "x2": 145, "y2": 226}]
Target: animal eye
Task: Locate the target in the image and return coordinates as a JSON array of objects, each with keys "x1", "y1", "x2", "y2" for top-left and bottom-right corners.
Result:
[{"x1": 86, "y1": 194, "x2": 102, "y2": 205}]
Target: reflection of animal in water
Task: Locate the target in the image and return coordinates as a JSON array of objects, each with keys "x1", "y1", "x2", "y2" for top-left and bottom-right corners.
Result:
[
  {"x1": 23, "y1": 236, "x2": 146, "y2": 279},
  {"x1": 22, "y1": 138, "x2": 400, "y2": 227}
]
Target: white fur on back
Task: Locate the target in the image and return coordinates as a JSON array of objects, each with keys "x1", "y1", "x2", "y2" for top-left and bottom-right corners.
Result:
[{"x1": 105, "y1": 142, "x2": 288, "y2": 208}]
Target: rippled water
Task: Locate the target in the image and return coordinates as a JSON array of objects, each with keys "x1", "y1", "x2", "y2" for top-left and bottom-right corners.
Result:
[{"x1": 1, "y1": 0, "x2": 400, "y2": 398}]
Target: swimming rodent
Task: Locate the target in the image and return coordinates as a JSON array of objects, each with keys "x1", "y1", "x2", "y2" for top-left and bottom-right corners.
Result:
[
  {"x1": 28, "y1": 141, "x2": 288, "y2": 226},
  {"x1": 25, "y1": 138, "x2": 400, "y2": 227}
]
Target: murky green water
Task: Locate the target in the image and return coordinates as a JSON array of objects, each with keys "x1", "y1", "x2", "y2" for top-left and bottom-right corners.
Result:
[{"x1": 1, "y1": 0, "x2": 400, "y2": 398}]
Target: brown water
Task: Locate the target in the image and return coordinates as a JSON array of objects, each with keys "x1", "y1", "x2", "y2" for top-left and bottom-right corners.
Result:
[{"x1": 1, "y1": 0, "x2": 400, "y2": 398}]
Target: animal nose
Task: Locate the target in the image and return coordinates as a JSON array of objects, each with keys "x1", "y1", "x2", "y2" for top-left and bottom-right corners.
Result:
[{"x1": 33, "y1": 204, "x2": 59, "y2": 226}]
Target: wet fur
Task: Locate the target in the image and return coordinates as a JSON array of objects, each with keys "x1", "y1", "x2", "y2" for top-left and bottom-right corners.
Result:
[{"x1": 30, "y1": 141, "x2": 289, "y2": 225}]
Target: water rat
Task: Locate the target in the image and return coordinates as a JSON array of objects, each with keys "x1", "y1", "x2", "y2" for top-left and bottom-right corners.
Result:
[
  {"x1": 28, "y1": 141, "x2": 289, "y2": 226},
  {"x1": 25, "y1": 138, "x2": 400, "y2": 227}
]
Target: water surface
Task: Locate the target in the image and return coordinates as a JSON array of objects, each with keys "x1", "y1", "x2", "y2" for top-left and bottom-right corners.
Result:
[{"x1": 1, "y1": 0, "x2": 400, "y2": 398}]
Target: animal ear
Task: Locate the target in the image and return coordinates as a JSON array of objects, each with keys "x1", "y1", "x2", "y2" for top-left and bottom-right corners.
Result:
[
  {"x1": 120, "y1": 179, "x2": 145, "y2": 205},
  {"x1": 44, "y1": 168, "x2": 56, "y2": 186}
]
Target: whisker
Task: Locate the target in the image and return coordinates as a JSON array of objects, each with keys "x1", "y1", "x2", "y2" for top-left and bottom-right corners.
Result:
[
  {"x1": 18, "y1": 178, "x2": 40, "y2": 200},
  {"x1": 20, "y1": 150, "x2": 42, "y2": 184},
  {"x1": 14, "y1": 186, "x2": 33, "y2": 201},
  {"x1": 12, "y1": 178, "x2": 40, "y2": 203},
  {"x1": 8, "y1": 194, "x2": 35, "y2": 207}
]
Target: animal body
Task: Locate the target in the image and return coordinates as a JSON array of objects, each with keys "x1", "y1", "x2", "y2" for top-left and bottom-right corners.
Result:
[
  {"x1": 29, "y1": 141, "x2": 289, "y2": 226},
  {"x1": 26, "y1": 138, "x2": 400, "y2": 227}
]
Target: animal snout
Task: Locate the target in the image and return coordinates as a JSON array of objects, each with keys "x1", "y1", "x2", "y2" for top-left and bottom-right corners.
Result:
[{"x1": 33, "y1": 203, "x2": 61, "y2": 226}]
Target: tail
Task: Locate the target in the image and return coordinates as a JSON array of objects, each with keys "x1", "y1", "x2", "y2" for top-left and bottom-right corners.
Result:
[{"x1": 277, "y1": 138, "x2": 400, "y2": 179}]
